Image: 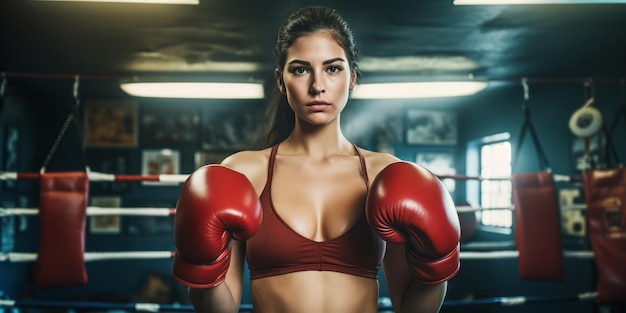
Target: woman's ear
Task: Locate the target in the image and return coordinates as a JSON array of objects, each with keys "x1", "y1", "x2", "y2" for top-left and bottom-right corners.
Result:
[
  {"x1": 275, "y1": 68, "x2": 286, "y2": 94},
  {"x1": 349, "y1": 71, "x2": 357, "y2": 90}
]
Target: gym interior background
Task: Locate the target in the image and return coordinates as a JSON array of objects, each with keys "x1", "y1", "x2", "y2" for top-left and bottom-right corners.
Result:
[{"x1": 1, "y1": 0, "x2": 625, "y2": 312}]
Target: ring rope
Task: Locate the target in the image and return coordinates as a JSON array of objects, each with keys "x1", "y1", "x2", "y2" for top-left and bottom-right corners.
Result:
[
  {"x1": 0, "y1": 251, "x2": 175, "y2": 263},
  {"x1": 0, "y1": 292, "x2": 598, "y2": 311},
  {"x1": 0, "y1": 207, "x2": 176, "y2": 217},
  {"x1": 459, "y1": 250, "x2": 594, "y2": 259},
  {"x1": 0, "y1": 171, "x2": 189, "y2": 183},
  {"x1": 0, "y1": 171, "x2": 581, "y2": 184},
  {"x1": 0, "y1": 204, "x2": 587, "y2": 217},
  {"x1": 0, "y1": 249, "x2": 593, "y2": 263}
]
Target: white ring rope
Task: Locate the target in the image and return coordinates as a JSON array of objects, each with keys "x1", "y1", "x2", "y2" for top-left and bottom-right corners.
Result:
[
  {"x1": 0, "y1": 207, "x2": 175, "y2": 217},
  {"x1": 0, "y1": 251, "x2": 174, "y2": 263},
  {"x1": 456, "y1": 205, "x2": 513, "y2": 213},
  {"x1": 0, "y1": 204, "x2": 587, "y2": 217},
  {"x1": 0, "y1": 171, "x2": 189, "y2": 183},
  {"x1": 0, "y1": 249, "x2": 593, "y2": 263},
  {"x1": 457, "y1": 204, "x2": 587, "y2": 212},
  {"x1": 0, "y1": 171, "x2": 581, "y2": 184},
  {"x1": 459, "y1": 250, "x2": 594, "y2": 259}
]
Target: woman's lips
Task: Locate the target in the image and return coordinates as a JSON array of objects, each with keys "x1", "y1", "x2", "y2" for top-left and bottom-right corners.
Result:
[{"x1": 307, "y1": 101, "x2": 330, "y2": 111}]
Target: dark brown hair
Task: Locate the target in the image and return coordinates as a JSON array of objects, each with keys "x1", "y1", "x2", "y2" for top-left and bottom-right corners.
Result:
[{"x1": 261, "y1": 6, "x2": 361, "y2": 148}]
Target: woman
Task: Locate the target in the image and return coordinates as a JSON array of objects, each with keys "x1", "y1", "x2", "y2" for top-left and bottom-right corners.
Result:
[{"x1": 173, "y1": 6, "x2": 460, "y2": 313}]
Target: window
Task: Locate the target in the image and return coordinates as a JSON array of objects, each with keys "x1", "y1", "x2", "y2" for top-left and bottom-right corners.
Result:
[{"x1": 479, "y1": 141, "x2": 513, "y2": 228}]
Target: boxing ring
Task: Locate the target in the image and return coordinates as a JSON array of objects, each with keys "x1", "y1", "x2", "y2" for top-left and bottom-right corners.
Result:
[{"x1": 0, "y1": 169, "x2": 616, "y2": 312}]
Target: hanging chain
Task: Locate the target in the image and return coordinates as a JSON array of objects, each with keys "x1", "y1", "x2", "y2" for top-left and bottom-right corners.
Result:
[
  {"x1": 40, "y1": 114, "x2": 75, "y2": 174},
  {"x1": 39, "y1": 75, "x2": 81, "y2": 174}
]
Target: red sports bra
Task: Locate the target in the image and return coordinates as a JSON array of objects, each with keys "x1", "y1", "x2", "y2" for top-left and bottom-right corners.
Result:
[{"x1": 246, "y1": 144, "x2": 385, "y2": 280}]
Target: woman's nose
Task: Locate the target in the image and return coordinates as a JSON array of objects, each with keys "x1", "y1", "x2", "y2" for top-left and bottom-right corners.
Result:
[{"x1": 310, "y1": 76, "x2": 326, "y2": 94}]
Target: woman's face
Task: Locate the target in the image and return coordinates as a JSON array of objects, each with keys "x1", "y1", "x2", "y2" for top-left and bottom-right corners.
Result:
[{"x1": 277, "y1": 30, "x2": 356, "y2": 126}]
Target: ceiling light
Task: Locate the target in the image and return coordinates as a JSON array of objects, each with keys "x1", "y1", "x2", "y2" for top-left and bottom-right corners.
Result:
[
  {"x1": 120, "y1": 82, "x2": 265, "y2": 99},
  {"x1": 454, "y1": 0, "x2": 625, "y2": 4},
  {"x1": 351, "y1": 81, "x2": 488, "y2": 99},
  {"x1": 38, "y1": 0, "x2": 198, "y2": 4},
  {"x1": 359, "y1": 56, "x2": 481, "y2": 72}
]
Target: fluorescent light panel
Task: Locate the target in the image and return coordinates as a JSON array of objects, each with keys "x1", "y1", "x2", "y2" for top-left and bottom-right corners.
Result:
[
  {"x1": 351, "y1": 81, "x2": 488, "y2": 99},
  {"x1": 454, "y1": 0, "x2": 626, "y2": 4},
  {"x1": 38, "y1": 0, "x2": 198, "y2": 4},
  {"x1": 120, "y1": 82, "x2": 265, "y2": 99}
]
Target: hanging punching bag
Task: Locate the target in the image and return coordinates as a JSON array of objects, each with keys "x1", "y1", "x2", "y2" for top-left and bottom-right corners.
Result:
[{"x1": 512, "y1": 88, "x2": 564, "y2": 281}]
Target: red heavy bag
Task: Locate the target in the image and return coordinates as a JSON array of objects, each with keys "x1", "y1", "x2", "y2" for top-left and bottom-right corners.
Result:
[
  {"x1": 582, "y1": 168, "x2": 626, "y2": 304},
  {"x1": 510, "y1": 98, "x2": 564, "y2": 281},
  {"x1": 512, "y1": 171, "x2": 564, "y2": 281},
  {"x1": 35, "y1": 171, "x2": 89, "y2": 288}
]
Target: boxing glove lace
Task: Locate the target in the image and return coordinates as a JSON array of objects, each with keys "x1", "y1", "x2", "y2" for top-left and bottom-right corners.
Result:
[
  {"x1": 366, "y1": 161, "x2": 460, "y2": 284},
  {"x1": 173, "y1": 165, "x2": 262, "y2": 288}
]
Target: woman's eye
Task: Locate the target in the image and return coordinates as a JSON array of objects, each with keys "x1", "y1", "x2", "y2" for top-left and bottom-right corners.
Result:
[
  {"x1": 327, "y1": 66, "x2": 341, "y2": 73},
  {"x1": 293, "y1": 67, "x2": 309, "y2": 74}
]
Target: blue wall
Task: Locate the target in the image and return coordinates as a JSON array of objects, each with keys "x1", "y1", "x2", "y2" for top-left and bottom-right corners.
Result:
[{"x1": 1, "y1": 79, "x2": 625, "y2": 311}]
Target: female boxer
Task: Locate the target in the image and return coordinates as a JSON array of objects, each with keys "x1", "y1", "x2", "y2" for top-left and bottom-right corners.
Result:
[{"x1": 172, "y1": 6, "x2": 460, "y2": 313}]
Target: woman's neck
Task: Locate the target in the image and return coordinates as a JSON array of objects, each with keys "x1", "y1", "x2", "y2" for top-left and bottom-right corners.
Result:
[{"x1": 281, "y1": 119, "x2": 353, "y2": 159}]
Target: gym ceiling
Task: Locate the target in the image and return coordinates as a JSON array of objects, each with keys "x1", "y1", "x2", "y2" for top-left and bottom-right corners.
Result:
[{"x1": 1, "y1": 0, "x2": 626, "y2": 100}]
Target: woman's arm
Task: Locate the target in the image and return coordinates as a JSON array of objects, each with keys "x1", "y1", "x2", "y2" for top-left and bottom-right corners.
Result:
[
  {"x1": 365, "y1": 157, "x2": 459, "y2": 313},
  {"x1": 188, "y1": 240, "x2": 246, "y2": 313},
  {"x1": 383, "y1": 243, "x2": 447, "y2": 313},
  {"x1": 183, "y1": 150, "x2": 268, "y2": 313},
  {"x1": 189, "y1": 149, "x2": 269, "y2": 313}
]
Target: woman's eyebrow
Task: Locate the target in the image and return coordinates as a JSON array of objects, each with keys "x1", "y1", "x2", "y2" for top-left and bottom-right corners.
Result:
[
  {"x1": 288, "y1": 60, "x2": 310, "y2": 66},
  {"x1": 287, "y1": 58, "x2": 346, "y2": 66},
  {"x1": 323, "y1": 58, "x2": 345, "y2": 65}
]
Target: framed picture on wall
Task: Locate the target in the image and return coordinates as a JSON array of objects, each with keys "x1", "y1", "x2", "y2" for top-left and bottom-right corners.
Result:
[
  {"x1": 89, "y1": 196, "x2": 122, "y2": 234},
  {"x1": 416, "y1": 151, "x2": 456, "y2": 193},
  {"x1": 141, "y1": 149, "x2": 180, "y2": 185},
  {"x1": 372, "y1": 111, "x2": 404, "y2": 154},
  {"x1": 201, "y1": 109, "x2": 262, "y2": 150},
  {"x1": 84, "y1": 100, "x2": 138, "y2": 147},
  {"x1": 405, "y1": 110, "x2": 457, "y2": 145},
  {"x1": 194, "y1": 151, "x2": 232, "y2": 169},
  {"x1": 140, "y1": 105, "x2": 200, "y2": 146}
]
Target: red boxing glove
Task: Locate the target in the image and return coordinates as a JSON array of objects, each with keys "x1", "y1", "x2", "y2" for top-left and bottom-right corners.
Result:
[
  {"x1": 366, "y1": 161, "x2": 460, "y2": 284},
  {"x1": 173, "y1": 165, "x2": 262, "y2": 288}
]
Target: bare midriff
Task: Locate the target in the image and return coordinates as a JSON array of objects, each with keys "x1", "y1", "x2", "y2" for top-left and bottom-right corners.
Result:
[{"x1": 250, "y1": 271, "x2": 379, "y2": 313}]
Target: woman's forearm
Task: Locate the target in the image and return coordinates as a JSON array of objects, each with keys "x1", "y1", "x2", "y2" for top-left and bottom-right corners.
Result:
[
  {"x1": 188, "y1": 283, "x2": 239, "y2": 313},
  {"x1": 400, "y1": 281, "x2": 447, "y2": 313}
]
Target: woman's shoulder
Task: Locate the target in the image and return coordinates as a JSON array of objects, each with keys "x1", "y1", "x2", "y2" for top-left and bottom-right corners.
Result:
[
  {"x1": 220, "y1": 148, "x2": 272, "y2": 190},
  {"x1": 355, "y1": 147, "x2": 401, "y2": 179}
]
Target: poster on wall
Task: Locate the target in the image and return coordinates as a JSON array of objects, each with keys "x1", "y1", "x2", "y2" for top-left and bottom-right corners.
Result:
[
  {"x1": 416, "y1": 151, "x2": 456, "y2": 193},
  {"x1": 140, "y1": 105, "x2": 200, "y2": 146},
  {"x1": 84, "y1": 100, "x2": 138, "y2": 147},
  {"x1": 372, "y1": 112, "x2": 404, "y2": 154},
  {"x1": 201, "y1": 109, "x2": 262, "y2": 150},
  {"x1": 405, "y1": 110, "x2": 457, "y2": 145},
  {"x1": 141, "y1": 149, "x2": 180, "y2": 185},
  {"x1": 89, "y1": 196, "x2": 122, "y2": 234}
]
